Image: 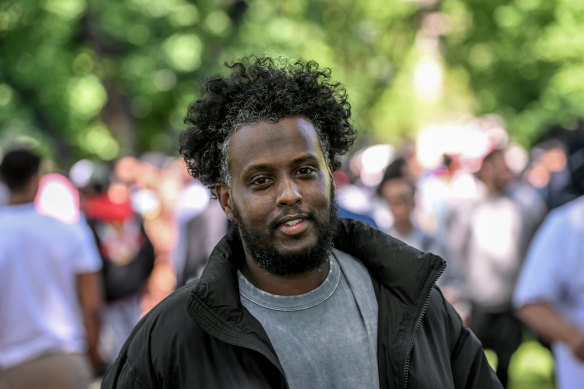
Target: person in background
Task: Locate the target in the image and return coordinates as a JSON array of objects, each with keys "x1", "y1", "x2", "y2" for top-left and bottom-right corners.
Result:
[
  {"x1": 102, "y1": 56, "x2": 500, "y2": 388},
  {"x1": 514, "y1": 141, "x2": 584, "y2": 389},
  {"x1": 79, "y1": 159, "x2": 156, "y2": 367},
  {"x1": 0, "y1": 148, "x2": 103, "y2": 389},
  {"x1": 377, "y1": 158, "x2": 438, "y2": 252},
  {"x1": 525, "y1": 139, "x2": 572, "y2": 210},
  {"x1": 513, "y1": 195, "x2": 584, "y2": 389},
  {"x1": 378, "y1": 157, "x2": 467, "y2": 322},
  {"x1": 448, "y1": 148, "x2": 546, "y2": 387},
  {"x1": 172, "y1": 177, "x2": 228, "y2": 287}
]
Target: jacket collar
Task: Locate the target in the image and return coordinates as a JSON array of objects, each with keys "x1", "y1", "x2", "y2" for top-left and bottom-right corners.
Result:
[
  {"x1": 185, "y1": 218, "x2": 446, "y2": 388},
  {"x1": 187, "y1": 218, "x2": 445, "y2": 329},
  {"x1": 333, "y1": 218, "x2": 445, "y2": 307},
  {"x1": 186, "y1": 225, "x2": 282, "y2": 368}
]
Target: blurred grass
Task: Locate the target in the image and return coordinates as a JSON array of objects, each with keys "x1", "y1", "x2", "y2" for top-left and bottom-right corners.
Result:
[{"x1": 485, "y1": 333, "x2": 556, "y2": 389}]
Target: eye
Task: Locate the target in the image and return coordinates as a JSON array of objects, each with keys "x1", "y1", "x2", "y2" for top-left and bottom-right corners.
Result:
[
  {"x1": 249, "y1": 176, "x2": 272, "y2": 187},
  {"x1": 297, "y1": 166, "x2": 317, "y2": 176}
]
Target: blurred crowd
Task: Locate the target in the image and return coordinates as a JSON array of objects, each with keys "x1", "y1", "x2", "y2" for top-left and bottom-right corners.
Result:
[{"x1": 1, "y1": 121, "x2": 583, "y2": 388}]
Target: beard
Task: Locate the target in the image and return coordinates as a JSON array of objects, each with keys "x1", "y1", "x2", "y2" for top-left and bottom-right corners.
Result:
[{"x1": 233, "y1": 187, "x2": 339, "y2": 277}]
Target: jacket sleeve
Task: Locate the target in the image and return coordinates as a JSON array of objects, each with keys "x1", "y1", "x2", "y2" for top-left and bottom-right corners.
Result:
[
  {"x1": 408, "y1": 288, "x2": 502, "y2": 388},
  {"x1": 100, "y1": 311, "x2": 158, "y2": 389},
  {"x1": 450, "y1": 326, "x2": 502, "y2": 387},
  {"x1": 101, "y1": 355, "x2": 151, "y2": 389},
  {"x1": 440, "y1": 290, "x2": 502, "y2": 388}
]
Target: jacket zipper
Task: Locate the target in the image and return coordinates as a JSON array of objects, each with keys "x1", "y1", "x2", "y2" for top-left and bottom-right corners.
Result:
[{"x1": 400, "y1": 266, "x2": 445, "y2": 389}]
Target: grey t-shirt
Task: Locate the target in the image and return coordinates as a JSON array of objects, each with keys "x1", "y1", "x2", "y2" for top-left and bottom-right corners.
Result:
[{"x1": 238, "y1": 249, "x2": 379, "y2": 389}]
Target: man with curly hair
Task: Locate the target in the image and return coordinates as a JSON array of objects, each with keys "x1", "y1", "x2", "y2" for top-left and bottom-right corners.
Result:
[{"x1": 102, "y1": 57, "x2": 501, "y2": 388}]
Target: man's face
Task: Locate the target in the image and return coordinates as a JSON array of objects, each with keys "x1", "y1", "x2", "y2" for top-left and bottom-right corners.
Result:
[{"x1": 216, "y1": 116, "x2": 337, "y2": 276}]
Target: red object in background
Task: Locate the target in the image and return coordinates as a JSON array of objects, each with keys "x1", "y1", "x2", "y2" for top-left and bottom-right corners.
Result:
[{"x1": 83, "y1": 192, "x2": 135, "y2": 223}]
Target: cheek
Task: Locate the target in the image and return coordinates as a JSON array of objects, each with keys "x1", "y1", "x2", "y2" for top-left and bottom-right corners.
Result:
[
  {"x1": 306, "y1": 182, "x2": 332, "y2": 209},
  {"x1": 234, "y1": 193, "x2": 272, "y2": 224}
]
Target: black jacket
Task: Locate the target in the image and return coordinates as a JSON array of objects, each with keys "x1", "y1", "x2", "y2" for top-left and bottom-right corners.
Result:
[{"x1": 101, "y1": 219, "x2": 501, "y2": 388}]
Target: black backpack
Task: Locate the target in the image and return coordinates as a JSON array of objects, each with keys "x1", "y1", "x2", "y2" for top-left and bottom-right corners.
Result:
[{"x1": 87, "y1": 216, "x2": 155, "y2": 302}]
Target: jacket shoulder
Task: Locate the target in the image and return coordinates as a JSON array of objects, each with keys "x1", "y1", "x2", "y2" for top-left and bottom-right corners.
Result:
[
  {"x1": 411, "y1": 288, "x2": 502, "y2": 388},
  {"x1": 101, "y1": 284, "x2": 205, "y2": 388}
]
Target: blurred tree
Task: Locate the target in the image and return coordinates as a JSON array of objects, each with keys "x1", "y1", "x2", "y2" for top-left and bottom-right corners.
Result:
[
  {"x1": 0, "y1": 0, "x2": 424, "y2": 166},
  {"x1": 441, "y1": 0, "x2": 584, "y2": 146},
  {"x1": 1, "y1": 0, "x2": 582, "y2": 167},
  {"x1": 0, "y1": 0, "x2": 250, "y2": 165}
]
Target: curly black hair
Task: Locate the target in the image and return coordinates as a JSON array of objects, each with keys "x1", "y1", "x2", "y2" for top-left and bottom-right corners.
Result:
[{"x1": 179, "y1": 56, "x2": 356, "y2": 191}]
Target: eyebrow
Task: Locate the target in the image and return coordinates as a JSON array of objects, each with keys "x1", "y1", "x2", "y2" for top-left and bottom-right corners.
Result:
[
  {"x1": 290, "y1": 154, "x2": 321, "y2": 166},
  {"x1": 242, "y1": 154, "x2": 322, "y2": 176}
]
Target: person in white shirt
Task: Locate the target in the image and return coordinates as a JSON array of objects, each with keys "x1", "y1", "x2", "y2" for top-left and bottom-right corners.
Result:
[
  {"x1": 0, "y1": 148, "x2": 103, "y2": 389},
  {"x1": 448, "y1": 148, "x2": 546, "y2": 387},
  {"x1": 514, "y1": 195, "x2": 584, "y2": 389}
]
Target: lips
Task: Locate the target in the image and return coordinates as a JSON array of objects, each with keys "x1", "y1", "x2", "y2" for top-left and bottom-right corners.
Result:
[
  {"x1": 278, "y1": 218, "x2": 308, "y2": 235},
  {"x1": 273, "y1": 213, "x2": 311, "y2": 236}
]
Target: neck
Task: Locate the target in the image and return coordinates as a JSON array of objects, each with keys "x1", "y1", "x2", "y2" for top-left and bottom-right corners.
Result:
[
  {"x1": 8, "y1": 175, "x2": 38, "y2": 205},
  {"x1": 9, "y1": 192, "x2": 35, "y2": 205},
  {"x1": 486, "y1": 184, "x2": 503, "y2": 196},
  {"x1": 240, "y1": 255, "x2": 330, "y2": 296},
  {"x1": 394, "y1": 220, "x2": 413, "y2": 235}
]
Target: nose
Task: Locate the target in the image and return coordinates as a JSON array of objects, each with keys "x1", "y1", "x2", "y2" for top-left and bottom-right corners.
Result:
[{"x1": 276, "y1": 177, "x2": 302, "y2": 206}]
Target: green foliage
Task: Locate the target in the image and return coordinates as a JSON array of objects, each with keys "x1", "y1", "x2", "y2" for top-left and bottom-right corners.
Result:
[
  {"x1": 1, "y1": 0, "x2": 583, "y2": 167},
  {"x1": 0, "y1": 0, "x2": 424, "y2": 166},
  {"x1": 441, "y1": 0, "x2": 584, "y2": 146},
  {"x1": 508, "y1": 338, "x2": 555, "y2": 389}
]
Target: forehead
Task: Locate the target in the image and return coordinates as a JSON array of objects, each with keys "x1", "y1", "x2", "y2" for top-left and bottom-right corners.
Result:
[
  {"x1": 228, "y1": 116, "x2": 325, "y2": 172},
  {"x1": 381, "y1": 178, "x2": 414, "y2": 198}
]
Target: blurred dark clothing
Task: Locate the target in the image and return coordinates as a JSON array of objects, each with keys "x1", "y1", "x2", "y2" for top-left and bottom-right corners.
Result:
[
  {"x1": 83, "y1": 191, "x2": 154, "y2": 364},
  {"x1": 84, "y1": 193, "x2": 155, "y2": 302},
  {"x1": 541, "y1": 168, "x2": 574, "y2": 210},
  {"x1": 468, "y1": 306, "x2": 524, "y2": 388}
]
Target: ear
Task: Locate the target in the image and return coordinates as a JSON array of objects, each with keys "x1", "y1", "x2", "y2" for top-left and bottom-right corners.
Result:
[
  {"x1": 216, "y1": 184, "x2": 235, "y2": 221},
  {"x1": 29, "y1": 172, "x2": 41, "y2": 197}
]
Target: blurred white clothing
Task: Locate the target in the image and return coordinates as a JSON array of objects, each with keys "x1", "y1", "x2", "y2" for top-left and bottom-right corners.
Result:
[
  {"x1": 0, "y1": 204, "x2": 102, "y2": 369},
  {"x1": 514, "y1": 196, "x2": 584, "y2": 389}
]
